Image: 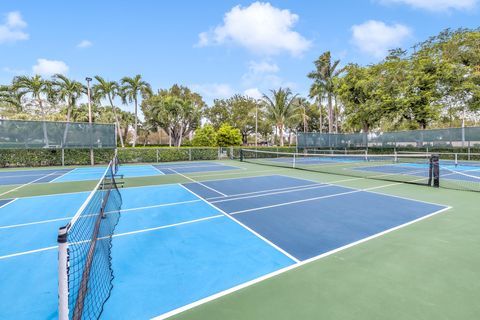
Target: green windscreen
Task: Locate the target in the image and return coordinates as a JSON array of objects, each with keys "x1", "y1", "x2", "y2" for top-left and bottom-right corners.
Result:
[{"x1": 0, "y1": 119, "x2": 116, "y2": 149}]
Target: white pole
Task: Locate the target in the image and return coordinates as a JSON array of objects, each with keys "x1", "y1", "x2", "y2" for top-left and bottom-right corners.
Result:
[
  {"x1": 255, "y1": 105, "x2": 258, "y2": 148},
  {"x1": 57, "y1": 226, "x2": 69, "y2": 320},
  {"x1": 86, "y1": 77, "x2": 94, "y2": 166}
]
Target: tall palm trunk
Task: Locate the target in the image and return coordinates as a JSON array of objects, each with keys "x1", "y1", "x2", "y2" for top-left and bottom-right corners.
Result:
[
  {"x1": 133, "y1": 97, "x2": 138, "y2": 147},
  {"x1": 328, "y1": 93, "x2": 333, "y2": 133},
  {"x1": 318, "y1": 99, "x2": 323, "y2": 133},
  {"x1": 108, "y1": 95, "x2": 125, "y2": 147},
  {"x1": 62, "y1": 103, "x2": 72, "y2": 147},
  {"x1": 37, "y1": 96, "x2": 49, "y2": 147},
  {"x1": 278, "y1": 123, "x2": 284, "y2": 147}
]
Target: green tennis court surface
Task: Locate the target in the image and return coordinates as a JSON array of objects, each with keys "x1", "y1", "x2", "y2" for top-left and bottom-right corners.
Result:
[{"x1": 0, "y1": 157, "x2": 478, "y2": 320}]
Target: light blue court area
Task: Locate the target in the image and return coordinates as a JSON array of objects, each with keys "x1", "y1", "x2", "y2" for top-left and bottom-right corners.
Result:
[
  {"x1": 0, "y1": 183, "x2": 295, "y2": 319},
  {"x1": 52, "y1": 164, "x2": 163, "y2": 182},
  {"x1": 153, "y1": 161, "x2": 240, "y2": 175}
]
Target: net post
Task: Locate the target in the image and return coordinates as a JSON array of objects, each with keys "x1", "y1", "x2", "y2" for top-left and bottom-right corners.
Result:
[
  {"x1": 156, "y1": 148, "x2": 159, "y2": 163},
  {"x1": 240, "y1": 149, "x2": 244, "y2": 162},
  {"x1": 429, "y1": 154, "x2": 440, "y2": 188},
  {"x1": 394, "y1": 150, "x2": 398, "y2": 163},
  {"x1": 58, "y1": 226, "x2": 69, "y2": 320},
  {"x1": 293, "y1": 153, "x2": 296, "y2": 168},
  {"x1": 61, "y1": 148, "x2": 65, "y2": 167},
  {"x1": 455, "y1": 153, "x2": 458, "y2": 167}
]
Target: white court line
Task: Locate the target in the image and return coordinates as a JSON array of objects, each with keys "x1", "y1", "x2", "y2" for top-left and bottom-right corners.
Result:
[
  {"x1": 210, "y1": 184, "x2": 335, "y2": 204},
  {"x1": 150, "y1": 165, "x2": 165, "y2": 175},
  {"x1": 0, "y1": 171, "x2": 60, "y2": 198},
  {"x1": 171, "y1": 168, "x2": 228, "y2": 197},
  {"x1": 48, "y1": 169, "x2": 75, "y2": 183},
  {"x1": 229, "y1": 180, "x2": 448, "y2": 216},
  {"x1": 206, "y1": 182, "x2": 323, "y2": 201},
  {"x1": 0, "y1": 198, "x2": 17, "y2": 209},
  {"x1": 178, "y1": 183, "x2": 300, "y2": 263},
  {"x1": 152, "y1": 205, "x2": 452, "y2": 320},
  {"x1": 0, "y1": 214, "x2": 224, "y2": 260},
  {"x1": 0, "y1": 199, "x2": 203, "y2": 230}
]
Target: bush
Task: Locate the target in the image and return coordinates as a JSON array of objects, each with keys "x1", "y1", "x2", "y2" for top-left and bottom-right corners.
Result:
[
  {"x1": 216, "y1": 124, "x2": 242, "y2": 147},
  {"x1": 191, "y1": 125, "x2": 217, "y2": 147}
]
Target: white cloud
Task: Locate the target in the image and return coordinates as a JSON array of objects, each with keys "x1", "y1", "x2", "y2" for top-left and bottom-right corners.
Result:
[
  {"x1": 377, "y1": 0, "x2": 477, "y2": 12},
  {"x1": 244, "y1": 88, "x2": 263, "y2": 99},
  {"x1": 191, "y1": 83, "x2": 234, "y2": 100},
  {"x1": 77, "y1": 40, "x2": 93, "y2": 48},
  {"x1": 248, "y1": 60, "x2": 279, "y2": 74},
  {"x1": 32, "y1": 59, "x2": 69, "y2": 76},
  {"x1": 197, "y1": 2, "x2": 311, "y2": 56},
  {"x1": 351, "y1": 20, "x2": 412, "y2": 58},
  {"x1": 0, "y1": 11, "x2": 29, "y2": 44}
]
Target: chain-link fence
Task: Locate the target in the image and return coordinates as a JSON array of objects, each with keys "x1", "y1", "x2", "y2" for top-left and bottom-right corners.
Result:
[
  {"x1": 0, "y1": 119, "x2": 116, "y2": 149},
  {"x1": 297, "y1": 127, "x2": 480, "y2": 149}
]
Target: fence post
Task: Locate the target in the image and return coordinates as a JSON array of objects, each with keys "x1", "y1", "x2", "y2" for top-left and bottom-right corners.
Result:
[
  {"x1": 156, "y1": 148, "x2": 159, "y2": 163},
  {"x1": 188, "y1": 148, "x2": 192, "y2": 161},
  {"x1": 61, "y1": 148, "x2": 65, "y2": 166}
]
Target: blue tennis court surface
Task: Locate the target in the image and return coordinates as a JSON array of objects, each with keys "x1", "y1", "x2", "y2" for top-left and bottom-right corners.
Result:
[
  {"x1": 0, "y1": 162, "x2": 239, "y2": 185},
  {"x1": 0, "y1": 175, "x2": 448, "y2": 319}
]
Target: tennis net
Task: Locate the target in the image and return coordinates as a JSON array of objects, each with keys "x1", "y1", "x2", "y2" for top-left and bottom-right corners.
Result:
[
  {"x1": 57, "y1": 157, "x2": 122, "y2": 320},
  {"x1": 240, "y1": 149, "x2": 437, "y2": 187}
]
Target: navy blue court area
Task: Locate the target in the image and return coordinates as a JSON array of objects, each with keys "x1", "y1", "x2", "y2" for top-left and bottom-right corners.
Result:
[{"x1": 0, "y1": 175, "x2": 447, "y2": 319}]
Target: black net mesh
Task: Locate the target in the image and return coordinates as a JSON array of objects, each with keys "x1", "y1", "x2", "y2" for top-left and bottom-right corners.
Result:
[
  {"x1": 240, "y1": 149, "x2": 435, "y2": 187},
  {"x1": 60, "y1": 158, "x2": 122, "y2": 319},
  {"x1": 0, "y1": 119, "x2": 116, "y2": 149}
]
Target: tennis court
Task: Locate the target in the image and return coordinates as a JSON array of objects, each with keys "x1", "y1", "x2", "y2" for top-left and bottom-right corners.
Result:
[
  {"x1": 0, "y1": 162, "x2": 239, "y2": 185},
  {"x1": 1, "y1": 150, "x2": 479, "y2": 320}
]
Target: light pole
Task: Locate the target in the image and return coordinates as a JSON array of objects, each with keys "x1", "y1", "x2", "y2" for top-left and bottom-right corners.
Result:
[
  {"x1": 86, "y1": 77, "x2": 94, "y2": 165},
  {"x1": 255, "y1": 105, "x2": 258, "y2": 148}
]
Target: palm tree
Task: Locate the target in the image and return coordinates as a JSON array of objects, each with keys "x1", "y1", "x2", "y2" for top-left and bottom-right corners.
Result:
[
  {"x1": 13, "y1": 75, "x2": 51, "y2": 146},
  {"x1": 92, "y1": 76, "x2": 124, "y2": 147},
  {"x1": 53, "y1": 74, "x2": 85, "y2": 145},
  {"x1": 308, "y1": 51, "x2": 340, "y2": 133},
  {"x1": 0, "y1": 85, "x2": 23, "y2": 114},
  {"x1": 262, "y1": 88, "x2": 298, "y2": 146},
  {"x1": 120, "y1": 75, "x2": 152, "y2": 147},
  {"x1": 309, "y1": 82, "x2": 325, "y2": 133}
]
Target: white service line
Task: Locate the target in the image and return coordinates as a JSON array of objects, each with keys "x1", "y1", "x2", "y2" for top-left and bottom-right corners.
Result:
[
  {"x1": 0, "y1": 198, "x2": 17, "y2": 209},
  {"x1": 0, "y1": 171, "x2": 60, "y2": 198},
  {"x1": 171, "y1": 168, "x2": 228, "y2": 197},
  {"x1": 178, "y1": 183, "x2": 300, "y2": 263},
  {"x1": 206, "y1": 182, "x2": 324, "y2": 201},
  {"x1": 151, "y1": 205, "x2": 452, "y2": 320},
  {"x1": 0, "y1": 199, "x2": 204, "y2": 230},
  {"x1": 211, "y1": 183, "x2": 335, "y2": 204},
  {"x1": 150, "y1": 165, "x2": 165, "y2": 175},
  {"x1": 48, "y1": 169, "x2": 74, "y2": 183}
]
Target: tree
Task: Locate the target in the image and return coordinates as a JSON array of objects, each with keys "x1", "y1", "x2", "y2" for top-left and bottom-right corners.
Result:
[
  {"x1": 262, "y1": 88, "x2": 298, "y2": 146},
  {"x1": 205, "y1": 95, "x2": 258, "y2": 143},
  {"x1": 142, "y1": 84, "x2": 204, "y2": 147},
  {"x1": 191, "y1": 125, "x2": 217, "y2": 146},
  {"x1": 121, "y1": 75, "x2": 152, "y2": 147},
  {"x1": 308, "y1": 51, "x2": 341, "y2": 133},
  {"x1": 216, "y1": 124, "x2": 242, "y2": 147},
  {"x1": 53, "y1": 74, "x2": 84, "y2": 145},
  {"x1": 12, "y1": 75, "x2": 51, "y2": 146},
  {"x1": 92, "y1": 76, "x2": 124, "y2": 147},
  {"x1": 335, "y1": 64, "x2": 384, "y2": 133}
]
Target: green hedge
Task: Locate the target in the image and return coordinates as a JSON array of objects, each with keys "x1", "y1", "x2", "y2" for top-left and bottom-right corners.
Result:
[{"x1": 0, "y1": 149, "x2": 114, "y2": 167}]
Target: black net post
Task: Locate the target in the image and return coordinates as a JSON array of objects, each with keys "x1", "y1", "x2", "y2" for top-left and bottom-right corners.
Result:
[
  {"x1": 240, "y1": 149, "x2": 244, "y2": 162},
  {"x1": 430, "y1": 154, "x2": 440, "y2": 188}
]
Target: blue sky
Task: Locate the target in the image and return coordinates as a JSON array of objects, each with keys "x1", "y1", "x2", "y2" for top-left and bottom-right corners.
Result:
[{"x1": 1, "y1": 0, "x2": 479, "y2": 110}]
